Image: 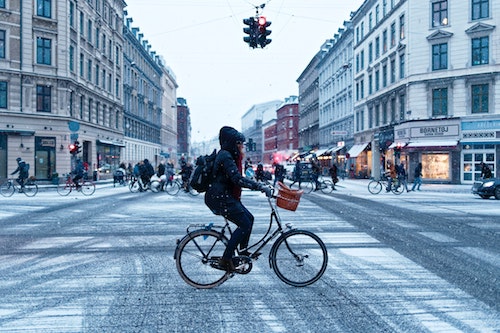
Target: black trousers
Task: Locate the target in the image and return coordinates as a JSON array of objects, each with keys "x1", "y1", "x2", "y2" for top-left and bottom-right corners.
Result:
[{"x1": 223, "y1": 205, "x2": 254, "y2": 259}]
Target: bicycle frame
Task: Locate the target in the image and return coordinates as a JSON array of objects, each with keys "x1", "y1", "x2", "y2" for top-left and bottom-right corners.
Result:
[{"x1": 175, "y1": 196, "x2": 292, "y2": 260}]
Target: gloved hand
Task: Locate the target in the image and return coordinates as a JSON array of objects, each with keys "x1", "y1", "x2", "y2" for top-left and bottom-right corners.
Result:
[{"x1": 258, "y1": 184, "x2": 273, "y2": 197}]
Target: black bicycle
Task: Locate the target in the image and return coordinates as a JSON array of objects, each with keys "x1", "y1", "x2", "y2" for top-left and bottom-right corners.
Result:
[
  {"x1": 174, "y1": 183, "x2": 328, "y2": 289},
  {"x1": 0, "y1": 178, "x2": 38, "y2": 197}
]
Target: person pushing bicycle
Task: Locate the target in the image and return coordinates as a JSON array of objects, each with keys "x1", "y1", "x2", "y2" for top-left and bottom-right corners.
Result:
[{"x1": 204, "y1": 126, "x2": 272, "y2": 272}]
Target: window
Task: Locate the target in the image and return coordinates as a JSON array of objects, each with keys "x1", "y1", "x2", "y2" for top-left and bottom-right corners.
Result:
[
  {"x1": 375, "y1": 5, "x2": 380, "y2": 24},
  {"x1": 390, "y1": 58, "x2": 396, "y2": 83},
  {"x1": 368, "y1": 106, "x2": 373, "y2": 128},
  {"x1": 95, "y1": 28, "x2": 100, "y2": 49},
  {"x1": 88, "y1": 98, "x2": 92, "y2": 122},
  {"x1": 472, "y1": 36, "x2": 489, "y2": 65},
  {"x1": 80, "y1": 12, "x2": 84, "y2": 35},
  {"x1": 399, "y1": 54, "x2": 405, "y2": 79},
  {"x1": 0, "y1": 0, "x2": 5, "y2": 8},
  {"x1": 399, "y1": 94, "x2": 406, "y2": 120},
  {"x1": 390, "y1": 22, "x2": 396, "y2": 47},
  {"x1": 0, "y1": 81, "x2": 7, "y2": 108},
  {"x1": 0, "y1": 30, "x2": 5, "y2": 58},
  {"x1": 79, "y1": 53, "x2": 84, "y2": 77},
  {"x1": 369, "y1": 74, "x2": 373, "y2": 94},
  {"x1": 383, "y1": 0, "x2": 387, "y2": 16},
  {"x1": 360, "y1": 50, "x2": 365, "y2": 69},
  {"x1": 382, "y1": 65, "x2": 387, "y2": 87},
  {"x1": 87, "y1": 19, "x2": 92, "y2": 42},
  {"x1": 375, "y1": 37, "x2": 380, "y2": 58},
  {"x1": 383, "y1": 30, "x2": 388, "y2": 53},
  {"x1": 399, "y1": 14, "x2": 405, "y2": 40},
  {"x1": 95, "y1": 64, "x2": 99, "y2": 85},
  {"x1": 87, "y1": 59, "x2": 92, "y2": 81},
  {"x1": 432, "y1": 43, "x2": 448, "y2": 70},
  {"x1": 360, "y1": 80, "x2": 364, "y2": 99},
  {"x1": 37, "y1": 0, "x2": 51, "y2": 18},
  {"x1": 69, "y1": 46, "x2": 75, "y2": 72},
  {"x1": 69, "y1": 2, "x2": 75, "y2": 28},
  {"x1": 382, "y1": 101, "x2": 388, "y2": 124},
  {"x1": 432, "y1": 0, "x2": 448, "y2": 27},
  {"x1": 471, "y1": 84, "x2": 488, "y2": 114},
  {"x1": 369, "y1": 12, "x2": 373, "y2": 31},
  {"x1": 368, "y1": 43, "x2": 373, "y2": 63},
  {"x1": 375, "y1": 70, "x2": 380, "y2": 91},
  {"x1": 36, "y1": 37, "x2": 51, "y2": 65},
  {"x1": 79, "y1": 95, "x2": 84, "y2": 119},
  {"x1": 472, "y1": 0, "x2": 489, "y2": 20},
  {"x1": 432, "y1": 88, "x2": 448, "y2": 116},
  {"x1": 36, "y1": 85, "x2": 51, "y2": 112}
]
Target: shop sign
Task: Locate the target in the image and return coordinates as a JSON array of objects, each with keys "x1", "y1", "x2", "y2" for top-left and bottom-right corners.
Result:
[
  {"x1": 40, "y1": 138, "x2": 56, "y2": 147},
  {"x1": 411, "y1": 124, "x2": 459, "y2": 138}
]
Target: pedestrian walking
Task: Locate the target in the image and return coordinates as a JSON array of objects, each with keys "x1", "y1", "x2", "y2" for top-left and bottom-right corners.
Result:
[
  {"x1": 397, "y1": 162, "x2": 411, "y2": 192},
  {"x1": 411, "y1": 162, "x2": 423, "y2": 191},
  {"x1": 290, "y1": 159, "x2": 302, "y2": 189}
]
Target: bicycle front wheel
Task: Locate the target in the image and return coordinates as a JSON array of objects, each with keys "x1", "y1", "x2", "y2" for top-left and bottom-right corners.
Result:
[
  {"x1": 175, "y1": 229, "x2": 229, "y2": 289},
  {"x1": 367, "y1": 180, "x2": 383, "y2": 194},
  {"x1": 391, "y1": 182, "x2": 404, "y2": 195},
  {"x1": 165, "y1": 181, "x2": 181, "y2": 195},
  {"x1": 23, "y1": 182, "x2": 38, "y2": 197},
  {"x1": 320, "y1": 180, "x2": 334, "y2": 194},
  {"x1": 129, "y1": 180, "x2": 140, "y2": 193},
  {"x1": 302, "y1": 181, "x2": 314, "y2": 194},
  {"x1": 81, "y1": 181, "x2": 96, "y2": 196},
  {"x1": 0, "y1": 181, "x2": 15, "y2": 197},
  {"x1": 270, "y1": 229, "x2": 328, "y2": 287}
]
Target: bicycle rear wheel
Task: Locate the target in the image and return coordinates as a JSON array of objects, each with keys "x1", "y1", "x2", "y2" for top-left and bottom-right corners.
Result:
[
  {"x1": 57, "y1": 182, "x2": 72, "y2": 196},
  {"x1": 23, "y1": 182, "x2": 38, "y2": 197},
  {"x1": 81, "y1": 180, "x2": 96, "y2": 196},
  {"x1": 165, "y1": 181, "x2": 181, "y2": 195},
  {"x1": 175, "y1": 229, "x2": 229, "y2": 289},
  {"x1": 367, "y1": 180, "x2": 383, "y2": 194},
  {"x1": 0, "y1": 181, "x2": 15, "y2": 197},
  {"x1": 270, "y1": 229, "x2": 328, "y2": 287},
  {"x1": 320, "y1": 180, "x2": 334, "y2": 194}
]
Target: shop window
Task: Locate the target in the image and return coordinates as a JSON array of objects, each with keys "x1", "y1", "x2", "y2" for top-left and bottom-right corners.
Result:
[{"x1": 422, "y1": 153, "x2": 450, "y2": 180}]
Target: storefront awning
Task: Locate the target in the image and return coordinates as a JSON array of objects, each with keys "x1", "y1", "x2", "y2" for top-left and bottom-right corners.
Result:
[
  {"x1": 347, "y1": 143, "x2": 369, "y2": 158},
  {"x1": 0, "y1": 129, "x2": 35, "y2": 136},
  {"x1": 388, "y1": 141, "x2": 409, "y2": 149},
  {"x1": 330, "y1": 145, "x2": 345, "y2": 153},
  {"x1": 97, "y1": 139, "x2": 126, "y2": 147},
  {"x1": 313, "y1": 148, "x2": 328, "y2": 156},
  {"x1": 406, "y1": 140, "x2": 458, "y2": 148}
]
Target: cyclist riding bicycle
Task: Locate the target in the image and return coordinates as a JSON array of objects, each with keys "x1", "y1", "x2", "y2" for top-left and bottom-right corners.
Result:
[
  {"x1": 11, "y1": 157, "x2": 29, "y2": 188},
  {"x1": 204, "y1": 126, "x2": 272, "y2": 272},
  {"x1": 72, "y1": 159, "x2": 85, "y2": 189}
]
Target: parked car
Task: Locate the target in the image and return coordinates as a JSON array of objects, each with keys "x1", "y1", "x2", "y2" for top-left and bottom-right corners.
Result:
[{"x1": 472, "y1": 178, "x2": 500, "y2": 200}]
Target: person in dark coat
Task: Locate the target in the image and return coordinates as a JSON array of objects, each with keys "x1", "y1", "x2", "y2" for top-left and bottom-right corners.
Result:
[
  {"x1": 290, "y1": 159, "x2": 302, "y2": 189},
  {"x1": 204, "y1": 126, "x2": 272, "y2": 271},
  {"x1": 480, "y1": 162, "x2": 492, "y2": 179}
]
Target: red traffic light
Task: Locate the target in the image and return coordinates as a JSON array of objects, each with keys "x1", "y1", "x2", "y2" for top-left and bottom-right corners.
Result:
[
  {"x1": 69, "y1": 143, "x2": 76, "y2": 151},
  {"x1": 258, "y1": 16, "x2": 267, "y2": 26}
]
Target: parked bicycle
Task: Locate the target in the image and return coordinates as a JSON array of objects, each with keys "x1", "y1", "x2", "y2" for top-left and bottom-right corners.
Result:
[
  {"x1": 164, "y1": 175, "x2": 199, "y2": 196},
  {"x1": 0, "y1": 178, "x2": 38, "y2": 197},
  {"x1": 368, "y1": 176, "x2": 403, "y2": 195},
  {"x1": 174, "y1": 182, "x2": 328, "y2": 289},
  {"x1": 57, "y1": 174, "x2": 96, "y2": 196}
]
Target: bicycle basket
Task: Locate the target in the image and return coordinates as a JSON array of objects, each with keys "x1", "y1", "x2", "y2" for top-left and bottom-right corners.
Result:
[{"x1": 276, "y1": 181, "x2": 303, "y2": 211}]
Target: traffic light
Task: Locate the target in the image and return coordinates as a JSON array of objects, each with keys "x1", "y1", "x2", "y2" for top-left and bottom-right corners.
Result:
[
  {"x1": 69, "y1": 142, "x2": 77, "y2": 155},
  {"x1": 243, "y1": 17, "x2": 257, "y2": 48},
  {"x1": 75, "y1": 141, "x2": 82, "y2": 154},
  {"x1": 68, "y1": 141, "x2": 81, "y2": 155},
  {"x1": 257, "y1": 16, "x2": 272, "y2": 48}
]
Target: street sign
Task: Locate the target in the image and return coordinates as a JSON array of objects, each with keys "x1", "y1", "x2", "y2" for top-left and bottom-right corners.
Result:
[
  {"x1": 68, "y1": 121, "x2": 80, "y2": 132},
  {"x1": 70, "y1": 133, "x2": 79, "y2": 141},
  {"x1": 331, "y1": 131, "x2": 348, "y2": 135}
]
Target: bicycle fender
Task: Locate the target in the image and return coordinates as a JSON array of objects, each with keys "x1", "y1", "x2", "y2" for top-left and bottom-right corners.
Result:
[{"x1": 267, "y1": 229, "x2": 298, "y2": 269}]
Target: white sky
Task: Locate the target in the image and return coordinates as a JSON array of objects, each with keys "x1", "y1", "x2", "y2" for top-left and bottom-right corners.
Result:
[{"x1": 124, "y1": 0, "x2": 365, "y2": 142}]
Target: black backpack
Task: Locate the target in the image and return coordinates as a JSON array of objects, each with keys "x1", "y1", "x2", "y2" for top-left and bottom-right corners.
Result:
[{"x1": 190, "y1": 149, "x2": 217, "y2": 193}]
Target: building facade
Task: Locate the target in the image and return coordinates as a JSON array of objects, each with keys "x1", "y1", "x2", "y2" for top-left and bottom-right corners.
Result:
[
  {"x1": 317, "y1": 21, "x2": 355, "y2": 173},
  {"x1": 351, "y1": 0, "x2": 500, "y2": 183},
  {"x1": 122, "y1": 15, "x2": 164, "y2": 166},
  {"x1": 0, "y1": 0, "x2": 126, "y2": 180},
  {"x1": 275, "y1": 96, "x2": 299, "y2": 162}
]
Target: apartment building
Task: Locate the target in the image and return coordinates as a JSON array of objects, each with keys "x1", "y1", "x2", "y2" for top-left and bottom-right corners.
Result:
[
  {"x1": 352, "y1": 0, "x2": 500, "y2": 183},
  {"x1": 0, "y1": 0, "x2": 126, "y2": 180},
  {"x1": 316, "y1": 21, "x2": 355, "y2": 172}
]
